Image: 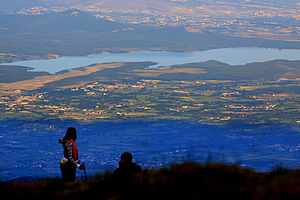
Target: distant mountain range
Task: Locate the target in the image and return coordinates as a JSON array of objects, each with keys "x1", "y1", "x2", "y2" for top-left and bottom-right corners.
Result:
[
  {"x1": 0, "y1": 9, "x2": 299, "y2": 62},
  {"x1": 1, "y1": 0, "x2": 299, "y2": 11}
]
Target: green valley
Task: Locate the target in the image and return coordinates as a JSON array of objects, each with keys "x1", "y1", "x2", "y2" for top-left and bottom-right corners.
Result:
[{"x1": 0, "y1": 60, "x2": 299, "y2": 126}]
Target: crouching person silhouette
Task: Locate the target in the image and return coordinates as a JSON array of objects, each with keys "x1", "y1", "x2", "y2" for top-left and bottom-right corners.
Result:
[
  {"x1": 113, "y1": 152, "x2": 142, "y2": 179},
  {"x1": 59, "y1": 127, "x2": 85, "y2": 182},
  {"x1": 113, "y1": 153, "x2": 143, "y2": 199}
]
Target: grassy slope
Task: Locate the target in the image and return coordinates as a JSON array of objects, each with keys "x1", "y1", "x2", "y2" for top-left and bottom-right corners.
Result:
[{"x1": 1, "y1": 162, "x2": 300, "y2": 200}]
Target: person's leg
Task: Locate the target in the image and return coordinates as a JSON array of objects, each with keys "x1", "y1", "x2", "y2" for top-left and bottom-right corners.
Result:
[{"x1": 60, "y1": 163, "x2": 76, "y2": 182}]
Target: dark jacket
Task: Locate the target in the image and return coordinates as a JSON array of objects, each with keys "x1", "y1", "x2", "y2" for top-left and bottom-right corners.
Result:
[
  {"x1": 61, "y1": 139, "x2": 79, "y2": 168},
  {"x1": 113, "y1": 162, "x2": 142, "y2": 179}
]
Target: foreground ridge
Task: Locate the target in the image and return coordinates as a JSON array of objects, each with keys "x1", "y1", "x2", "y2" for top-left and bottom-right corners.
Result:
[{"x1": 1, "y1": 162, "x2": 300, "y2": 200}]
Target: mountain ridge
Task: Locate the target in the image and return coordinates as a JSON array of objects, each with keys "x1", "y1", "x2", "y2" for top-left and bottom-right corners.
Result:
[
  {"x1": 1, "y1": 162, "x2": 300, "y2": 199},
  {"x1": 1, "y1": 10, "x2": 300, "y2": 63}
]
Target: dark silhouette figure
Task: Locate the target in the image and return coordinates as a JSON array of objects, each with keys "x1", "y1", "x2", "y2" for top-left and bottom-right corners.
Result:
[
  {"x1": 112, "y1": 152, "x2": 143, "y2": 199},
  {"x1": 59, "y1": 127, "x2": 85, "y2": 182},
  {"x1": 113, "y1": 152, "x2": 142, "y2": 179}
]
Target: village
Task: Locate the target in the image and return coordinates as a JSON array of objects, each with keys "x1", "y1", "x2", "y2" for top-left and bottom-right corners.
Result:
[
  {"x1": 0, "y1": 77, "x2": 296, "y2": 125},
  {"x1": 15, "y1": 1, "x2": 300, "y2": 42}
]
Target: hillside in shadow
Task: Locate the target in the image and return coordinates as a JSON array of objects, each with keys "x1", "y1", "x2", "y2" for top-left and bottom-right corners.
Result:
[
  {"x1": 1, "y1": 162, "x2": 300, "y2": 200},
  {"x1": 1, "y1": 9, "x2": 300, "y2": 63}
]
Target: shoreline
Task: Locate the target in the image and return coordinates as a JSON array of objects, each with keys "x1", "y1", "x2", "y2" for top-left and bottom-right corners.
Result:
[
  {"x1": 1, "y1": 115, "x2": 300, "y2": 128},
  {"x1": 1, "y1": 47, "x2": 300, "y2": 74}
]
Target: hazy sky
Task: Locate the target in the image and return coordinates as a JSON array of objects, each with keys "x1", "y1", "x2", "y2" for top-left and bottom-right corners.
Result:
[{"x1": 1, "y1": 0, "x2": 299, "y2": 10}]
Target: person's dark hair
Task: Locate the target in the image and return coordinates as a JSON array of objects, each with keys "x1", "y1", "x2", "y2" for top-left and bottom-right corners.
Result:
[
  {"x1": 121, "y1": 152, "x2": 132, "y2": 164},
  {"x1": 64, "y1": 127, "x2": 77, "y2": 141}
]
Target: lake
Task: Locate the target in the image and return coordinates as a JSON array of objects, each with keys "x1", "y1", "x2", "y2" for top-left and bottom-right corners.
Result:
[
  {"x1": 1, "y1": 48, "x2": 300, "y2": 74},
  {"x1": 0, "y1": 119, "x2": 299, "y2": 181}
]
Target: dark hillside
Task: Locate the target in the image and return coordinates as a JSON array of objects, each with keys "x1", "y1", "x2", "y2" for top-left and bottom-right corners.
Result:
[
  {"x1": 158, "y1": 60, "x2": 300, "y2": 81},
  {"x1": 1, "y1": 162, "x2": 300, "y2": 200},
  {"x1": 0, "y1": 65, "x2": 50, "y2": 83},
  {"x1": 0, "y1": 9, "x2": 123, "y2": 34},
  {"x1": 1, "y1": 10, "x2": 300, "y2": 61}
]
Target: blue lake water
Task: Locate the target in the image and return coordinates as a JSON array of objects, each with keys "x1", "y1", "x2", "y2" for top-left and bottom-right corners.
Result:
[
  {"x1": 0, "y1": 119, "x2": 299, "y2": 181},
  {"x1": 1, "y1": 48, "x2": 300, "y2": 74}
]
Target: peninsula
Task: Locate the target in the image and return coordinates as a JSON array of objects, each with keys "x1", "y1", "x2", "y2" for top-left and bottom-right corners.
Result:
[{"x1": 0, "y1": 60, "x2": 299, "y2": 126}]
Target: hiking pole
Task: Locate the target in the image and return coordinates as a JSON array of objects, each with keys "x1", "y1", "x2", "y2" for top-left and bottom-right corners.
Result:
[
  {"x1": 83, "y1": 168, "x2": 87, "y2": 181},
  {"x1": 82, "y1": 162, "x2": 87, "y2": 181}
]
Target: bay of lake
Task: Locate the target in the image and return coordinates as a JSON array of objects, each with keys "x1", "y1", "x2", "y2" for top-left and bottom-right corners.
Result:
[{"x1": 2, "y1": 48, "x2": 300, "y2": 74}]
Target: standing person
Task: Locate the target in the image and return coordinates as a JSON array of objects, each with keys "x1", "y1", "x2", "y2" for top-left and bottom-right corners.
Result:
[{"x1": 59, "y1": 127, "x2": 85, "y2": 182}]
